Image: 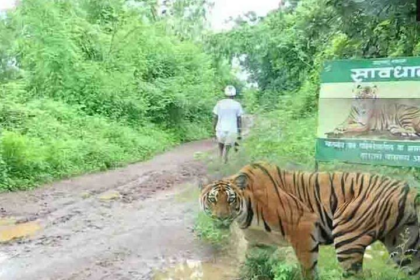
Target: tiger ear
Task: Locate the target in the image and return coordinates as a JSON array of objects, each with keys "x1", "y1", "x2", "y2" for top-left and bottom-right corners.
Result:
[{"x1": 233, "y1": 174, "x2": 247, "y2": 190}]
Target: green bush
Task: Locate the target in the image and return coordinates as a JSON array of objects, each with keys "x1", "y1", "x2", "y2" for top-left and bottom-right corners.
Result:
[
  {"x1": 0, "y1": 95, "x2": 178, "y2": 191},
  {"x1": 239, "y1": 246, "x2": 277, "y2": 280},
  {"x1": 238, "y1": 245, "x2": 416, "y2": 280},
  {"x1": 0, "y1": 144, "x2": 10, "y2": 188},
  {"x1": 0, "y1": 0, "x2": 235, "y2": 191},
  {"x1": 239, "y1": 246, "x2": 300, "y2": 280},
  {"x1": 9, "y1": 0, "x2": 226, "y2": 132},
  {"x1": 193, "y1": 212, "x2": 231, "y2": 247}
]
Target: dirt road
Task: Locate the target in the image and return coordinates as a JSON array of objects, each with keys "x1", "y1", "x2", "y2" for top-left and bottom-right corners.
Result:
[{"x1": 0, "y1": 137, "x2": 238, "y2": 280}]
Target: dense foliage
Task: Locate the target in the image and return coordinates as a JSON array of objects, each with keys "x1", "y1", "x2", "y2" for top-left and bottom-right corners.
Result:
[
  {"x1": 208, "y1": 0, "x2": 420, "y2": 111},
  {"x1": 0, "y1": 0, "x2": 234, "y2": 191}
]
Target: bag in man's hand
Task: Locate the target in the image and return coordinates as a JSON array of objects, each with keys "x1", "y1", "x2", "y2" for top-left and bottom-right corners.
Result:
[{"x1": 234, "y1": 136, "x2": 241, "y2": 152}]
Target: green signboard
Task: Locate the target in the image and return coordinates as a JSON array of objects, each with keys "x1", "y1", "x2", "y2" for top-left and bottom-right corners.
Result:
[{"x1": 316, "y1": 56, "x2": 420, "y2": 167}]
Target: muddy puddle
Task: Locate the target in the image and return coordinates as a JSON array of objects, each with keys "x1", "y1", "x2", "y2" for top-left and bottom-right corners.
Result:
[
  {"x1": 153, "y1": 260, "x2": 237, "y2": 280},
  {"x1": 0, "y1": 217, "x2": 41, "y2": 243}
]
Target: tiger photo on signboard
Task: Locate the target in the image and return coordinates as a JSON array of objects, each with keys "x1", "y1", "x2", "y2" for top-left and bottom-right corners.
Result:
[{"x1": 326, "y1": 84, "x2": 420, "y2": 140}]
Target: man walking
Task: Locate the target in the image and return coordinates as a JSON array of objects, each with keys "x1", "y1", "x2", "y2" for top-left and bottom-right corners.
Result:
[{"x1": 212, "y1": 85, "x2": 244, "y2": 164}]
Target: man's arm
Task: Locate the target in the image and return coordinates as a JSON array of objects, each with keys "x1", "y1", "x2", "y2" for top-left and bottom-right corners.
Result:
[
  {"x1": 237, "y1": 116, "x2": 242, "y2": 139},
  {"x1": 213, "y1": 115, "x2": 218, "y2": 133},
  {"x1": 212, "y1": 102, "x2": 219, "y2": 136},
  {"x1": 237, "y1": 103, "x2": 244, "y2": 139}
]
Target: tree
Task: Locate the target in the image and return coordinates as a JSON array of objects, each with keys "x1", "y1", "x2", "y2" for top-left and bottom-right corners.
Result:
[
  {"x1": 205, "y1": 0, "x2": 420, "y2": 111},
  {"x1": 158, "y1": 0, "x2": 214, "y2": 41}
]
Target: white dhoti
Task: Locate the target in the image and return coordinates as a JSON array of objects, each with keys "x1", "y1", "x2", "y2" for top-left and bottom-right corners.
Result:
[{"x1": 216, "y1": 131, "x2": 238, "y2": 146}]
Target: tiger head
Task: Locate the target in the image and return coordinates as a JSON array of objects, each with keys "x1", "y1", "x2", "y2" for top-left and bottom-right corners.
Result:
[
  {"x1": 354, "y1": 84, "x2": 378, "y2": 100},
  {"x1": 199, "y1": 175, "x2": 247, "y2": 223}
]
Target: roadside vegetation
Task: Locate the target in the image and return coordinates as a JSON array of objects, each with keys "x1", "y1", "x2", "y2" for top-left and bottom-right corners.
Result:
[{"x1": 0, "y1": 0, "x2": 237, "y2": 191}]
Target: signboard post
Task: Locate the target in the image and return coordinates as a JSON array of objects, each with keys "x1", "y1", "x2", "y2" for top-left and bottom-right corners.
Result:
[{"x1": 316, "y1": 57, "x2": 420, "y2": 168}]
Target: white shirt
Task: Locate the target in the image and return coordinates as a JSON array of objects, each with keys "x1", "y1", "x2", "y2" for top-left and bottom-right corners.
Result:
[{"x1": 212, "y1": 99, "x2": 244, "y2": 133}]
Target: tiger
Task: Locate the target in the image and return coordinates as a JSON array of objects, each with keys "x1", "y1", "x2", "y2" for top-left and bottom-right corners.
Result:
[
  {"x1": 330, "y1": 84, "x2": 420, "y2": 138},
  {"x1": 199, "y1": 161, "x2": 420, "y2": 279}
]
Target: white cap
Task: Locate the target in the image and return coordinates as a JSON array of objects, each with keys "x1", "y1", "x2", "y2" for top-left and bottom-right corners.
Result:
[{"x1": 224, "y1": 85, "x2": 236, "y2": 96}]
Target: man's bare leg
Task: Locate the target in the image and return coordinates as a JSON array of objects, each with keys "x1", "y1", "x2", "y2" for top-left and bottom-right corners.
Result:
[
  {"x1": 223, "y1": 145, "x2": 231, "y2": 164},
  {"x1": 218, "y1": 143, "x2": 224, "y2": 160}
]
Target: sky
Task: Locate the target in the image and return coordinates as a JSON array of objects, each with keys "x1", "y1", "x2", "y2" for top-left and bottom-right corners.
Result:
[
  {"x1": 210, "y1": 0, "x2": 281, "y2": 31},
  {"x1": 0, "y1": 0, "x2": 16, "y2": 11},
  {"x1": 210, "y1": 0, "x2": 281, "y2": 84}
]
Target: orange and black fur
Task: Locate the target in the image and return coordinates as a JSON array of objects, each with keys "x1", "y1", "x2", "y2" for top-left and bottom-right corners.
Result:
[{"x1": 199, "y1": 162, "x2": 420, "y2": 279}]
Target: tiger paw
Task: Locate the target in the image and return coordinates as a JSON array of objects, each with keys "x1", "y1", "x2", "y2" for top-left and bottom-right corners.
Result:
[
  {"x1": 332, "y1": 128, "x2": 346, "y2": 135},
  {"x1": 389, "y1": 125, "x2": 417, "y2": 137}
]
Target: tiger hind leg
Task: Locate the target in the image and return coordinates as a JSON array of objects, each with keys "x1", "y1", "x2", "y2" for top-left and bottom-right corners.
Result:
[
  {"x1": 412, "y1": 118, "x2": 420, "y2": 137},
  {"x1": 332, "y1": 228, "x2": 375, "y2": 278},
  {"x1": 381, "y1": 218, "x2": 420, "y2": 276},
  {"x1": 388, "y1": 124, "x2": 419, "y2": 138}
]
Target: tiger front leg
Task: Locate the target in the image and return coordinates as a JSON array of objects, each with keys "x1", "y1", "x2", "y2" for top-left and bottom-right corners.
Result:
[
  {"x1": 332, "y1": 123, "x2": 349, "y2": 135},
  {"x1": 288, "y1": 220, "x2": 321, "y2": 280},
  {"x1": 332, "y1": 122, "x2": 368, "y2": 136}
]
